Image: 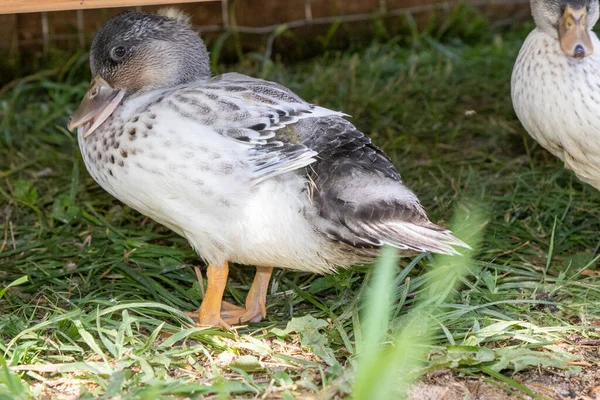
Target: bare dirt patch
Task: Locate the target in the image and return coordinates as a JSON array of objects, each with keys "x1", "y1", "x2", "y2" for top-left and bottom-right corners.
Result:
[{"x1": 410, "y1": 338, "x2": 600, "y2": 400}]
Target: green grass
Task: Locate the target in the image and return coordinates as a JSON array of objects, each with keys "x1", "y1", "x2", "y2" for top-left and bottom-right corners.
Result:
[{"x1": 1, "y1": 12, "x2": 600, "y2": 399}]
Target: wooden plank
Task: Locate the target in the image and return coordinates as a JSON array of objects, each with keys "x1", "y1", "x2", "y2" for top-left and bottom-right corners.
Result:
[
  {"x1": 0, "y1": 0, "x2": 219, "y2": 15},
  {"x1": 0, "y1": 13, "x2": 17, "y2": 48}
]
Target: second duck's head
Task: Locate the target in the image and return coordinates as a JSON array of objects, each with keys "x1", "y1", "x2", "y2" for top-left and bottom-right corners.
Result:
[
  {"x1": 69, "y1": 9, "x2": 208, "y2": 137},
  {"x1": 531, "y1": 0, "x2": 599, "y2": 58}
]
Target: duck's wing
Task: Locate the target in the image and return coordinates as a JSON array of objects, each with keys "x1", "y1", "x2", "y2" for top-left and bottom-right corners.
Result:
[
  {"x1": 170, "y1": 73, "x2": 344, "y2": 184},
  {"x1": 295, "y1": 116, "x2": 468, "y2": 255}
]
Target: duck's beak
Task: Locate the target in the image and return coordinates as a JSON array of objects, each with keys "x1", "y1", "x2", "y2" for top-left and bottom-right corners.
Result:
[
  {"x1": 559, "y1": 5, "x2": 593, "y2": 59},
  {"x1": 68, "y1": 76, "x2": 125, "y2": 138}
]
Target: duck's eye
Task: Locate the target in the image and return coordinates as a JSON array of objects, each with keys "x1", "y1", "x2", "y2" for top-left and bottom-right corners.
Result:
[{"x1": 111, "y1": 45, "x2": 127, "y2": 61}]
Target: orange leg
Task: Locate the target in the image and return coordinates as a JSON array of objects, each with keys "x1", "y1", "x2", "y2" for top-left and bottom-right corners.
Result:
[
  {"x1": 196, "y1": 262, "x2": 231, "y2": 328},
  {"x1": 187, "y1": 266, "x2": 243, "y2": 314},
  {"x1": 187, "y1": 264, "x2": 273, "y2": 327},
  {"x1": 221, "y1": 266, "x2": 273, "y2": 325}
]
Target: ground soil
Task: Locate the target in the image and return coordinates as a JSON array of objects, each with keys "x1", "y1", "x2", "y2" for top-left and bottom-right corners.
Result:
[{"x1": 410, "y1": 337, "x2": 600, "y2": 400}]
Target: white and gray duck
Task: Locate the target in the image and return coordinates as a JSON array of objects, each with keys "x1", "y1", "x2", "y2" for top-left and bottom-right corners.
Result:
[
  {"x1": 68, "y1": 9, "x2": 467, "y2": 328},
  {"x1": 512, "y1": 0, "x2": 600, "y2": 189}
]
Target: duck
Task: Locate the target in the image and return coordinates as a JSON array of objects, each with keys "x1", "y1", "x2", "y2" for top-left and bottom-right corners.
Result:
[
  {"x1": 68, "y1": 8, "x2": 467, "y2": 328},
  {"x1": 512, "y1": 0, "x2": 600, "y2": 190}
]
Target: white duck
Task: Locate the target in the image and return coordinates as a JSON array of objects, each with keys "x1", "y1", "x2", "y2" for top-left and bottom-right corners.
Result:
[
  {"x1": 68, "y1": 9, "x2": 467, "y2": 328},
  {"x1": 512, "y1": 0, "x2": 600, "y2": 189}
]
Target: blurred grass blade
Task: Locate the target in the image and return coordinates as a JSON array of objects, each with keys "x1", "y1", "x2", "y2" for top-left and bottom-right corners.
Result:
[
  {"x1": 355, "y1": 245, "x2": 397, "y2": 368},
  {"x1": 353, "y1": 206, "x2": 486, "y2": 400},
  {"x1": 0, "y1": 353, "x2": 30, "y2": 399}
]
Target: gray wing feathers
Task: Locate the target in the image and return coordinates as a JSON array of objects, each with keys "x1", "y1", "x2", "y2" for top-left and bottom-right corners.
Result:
[
  {"x1": 295, "y1": 116, "x2": 468, "y2": 255},
  {"x1": 249, "y1": 142, "x2": 317, "y2": 185},
  {"x1": 166, "y1": 74, "x2": 342, "y2": 182}
]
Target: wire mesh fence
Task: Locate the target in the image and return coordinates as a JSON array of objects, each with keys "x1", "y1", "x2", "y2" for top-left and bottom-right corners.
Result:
[{"x1": 1, "y1": 0, "x2": 530, "y2": 53}]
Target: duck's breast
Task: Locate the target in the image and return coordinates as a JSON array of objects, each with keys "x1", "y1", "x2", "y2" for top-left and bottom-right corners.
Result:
[
  {"x1": 78, "y1": 91, "x2": 255, "y2": 244},
  {"x1": 512, "y1": 29, "x2": 600, "y2": 187}
]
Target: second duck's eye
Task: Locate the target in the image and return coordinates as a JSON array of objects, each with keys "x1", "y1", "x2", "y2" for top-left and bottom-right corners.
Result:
[{"x1": 111, "y1": 45, "x2": 127, "y2": 61}]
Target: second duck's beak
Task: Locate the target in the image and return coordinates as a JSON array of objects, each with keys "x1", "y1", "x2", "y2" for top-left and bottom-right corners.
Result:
[
  {"x1": 559, "y1": 5, "x2": 593, "y2": 59},
  {"x1": 68, "y1": 76, "x2": 125, "y2": 138}
]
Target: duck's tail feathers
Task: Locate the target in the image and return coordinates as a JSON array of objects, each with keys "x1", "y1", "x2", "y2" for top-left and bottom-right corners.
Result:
[{"x1": 368, "y1": 221, "x2": 470, "y2": 256}]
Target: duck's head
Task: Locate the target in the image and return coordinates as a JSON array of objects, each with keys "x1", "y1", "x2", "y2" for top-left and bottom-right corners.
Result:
[
  {"x1": 68, "y1": 9, "x2": 209, "y2": 137},
  {"x1": 532, "y1": 0, "x2": 599, "y2": 58}
]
